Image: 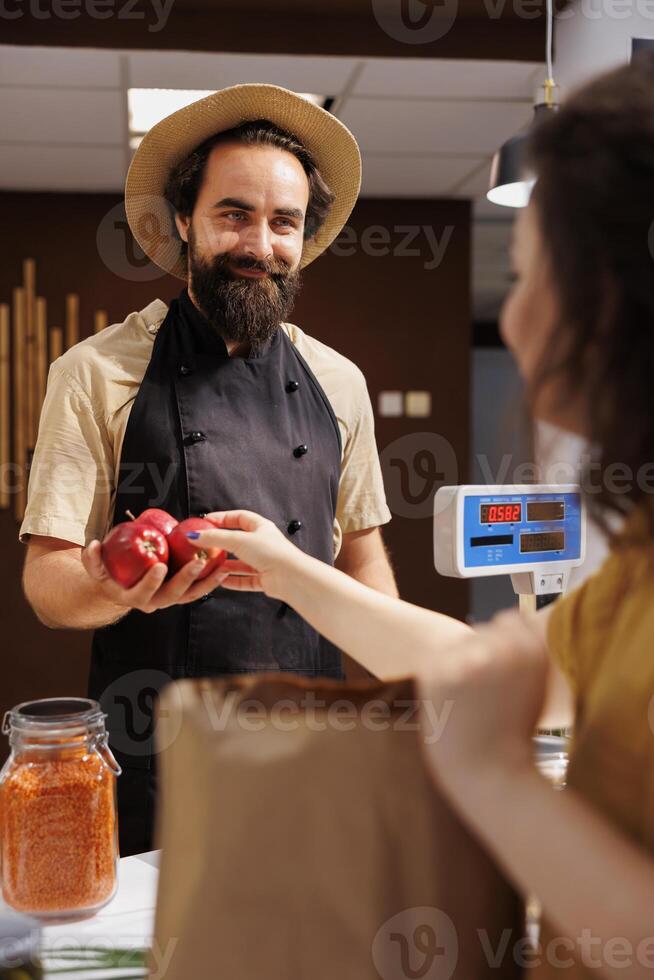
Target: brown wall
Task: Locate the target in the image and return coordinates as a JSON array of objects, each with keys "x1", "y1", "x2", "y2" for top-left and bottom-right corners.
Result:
[
  {"x1": 3, "y1": 1, "x2": 552, "y2": 62},
  {"x1": 0, "y1": 191, "x2": 470, "y2": 755}
]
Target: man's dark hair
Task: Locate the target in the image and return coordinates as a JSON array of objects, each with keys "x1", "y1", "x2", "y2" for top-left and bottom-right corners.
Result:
[
  {"x1": 526, "y1": 51, "x2": 654, "y2": 539},
  {"x1": 164, "y1": 119, "x2": 336, "y2": 262}
]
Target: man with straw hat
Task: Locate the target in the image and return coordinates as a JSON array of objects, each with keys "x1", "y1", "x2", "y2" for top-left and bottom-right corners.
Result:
[{"x1": 21, "y1": 84, "x2": 395, "y2": 854}]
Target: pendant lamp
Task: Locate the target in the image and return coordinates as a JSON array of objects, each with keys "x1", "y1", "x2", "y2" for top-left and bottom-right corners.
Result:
[{"x1": 487, "y1": 0, "x2": 559, "y2": 208}]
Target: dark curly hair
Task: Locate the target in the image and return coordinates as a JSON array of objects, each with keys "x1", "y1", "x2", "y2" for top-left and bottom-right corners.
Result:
[
  {"x1": 163, "y1": 119, "x2": 336, "y2": 263},
  {"x1": 526, "y1": 51, "x2": 654, "y2": 539}
]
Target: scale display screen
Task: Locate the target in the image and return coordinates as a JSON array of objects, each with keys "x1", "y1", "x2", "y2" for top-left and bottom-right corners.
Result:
[
  {"x1": 459, "y1": 491, "x2": 582, "y2": 570},
  {"x1": 520, "y1": 531, "x2": 565, "y2": 554},
  {"x1": 527, "y1": 501, "x2": 564, "y2": 523},
  {"x1": 434, "y1": 485, "x2": 586, "y2": 583},
  {"x1": 480, "y1": 503, "x2": 521, "y2": 524}
]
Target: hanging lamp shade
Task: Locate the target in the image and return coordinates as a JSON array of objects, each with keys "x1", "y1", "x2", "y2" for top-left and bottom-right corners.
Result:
[
  {"x1": 487, "y1": 98, "x2": 558, "y2": 209},
  {"x1": 487, "y1": 131, "x2": 532, "y2": 208}
]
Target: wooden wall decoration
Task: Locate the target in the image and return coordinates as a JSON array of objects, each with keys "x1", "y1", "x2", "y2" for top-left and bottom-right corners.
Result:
[{"x1": 0, "y1": 258, "x2": 108, "y2": 523}]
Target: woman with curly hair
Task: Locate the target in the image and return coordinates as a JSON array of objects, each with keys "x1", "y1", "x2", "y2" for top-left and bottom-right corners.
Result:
[{"x1": 192, "y1": 53, "x2": 654, "y2": 978}]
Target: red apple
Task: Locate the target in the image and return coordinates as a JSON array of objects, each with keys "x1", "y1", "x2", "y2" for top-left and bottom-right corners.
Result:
[
  {"x1": 167, "y1": 517, "x2": 227, "y2": 582},
  {"x1": 101, "y1": 523, "x2": 168, "y2": 589},
  {"x1": 131, "y1": 508, "x2": 179, "y2": 538}
]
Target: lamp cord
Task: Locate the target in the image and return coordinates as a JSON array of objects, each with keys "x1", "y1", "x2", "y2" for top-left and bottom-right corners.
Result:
[
  {"x1": 546, "y1": 0, "x2": 554, "y2": 83},
  {"x1": 542, "y1": 0, "x2": 557, "y2": 107}
]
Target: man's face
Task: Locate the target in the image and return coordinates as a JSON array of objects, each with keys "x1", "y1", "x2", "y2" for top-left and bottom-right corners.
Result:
[{"x1": 174, "y1": 142, "x2": 310, "y2": 347}]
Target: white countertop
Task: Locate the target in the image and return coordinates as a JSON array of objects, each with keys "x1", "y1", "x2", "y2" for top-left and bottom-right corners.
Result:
[{"x1": 2, "y1": 851, "x2": 160, "y2": 978}]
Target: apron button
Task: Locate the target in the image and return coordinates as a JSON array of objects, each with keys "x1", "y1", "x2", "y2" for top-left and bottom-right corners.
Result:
[
  {"x1": 188, "y1": 431, "x2": 206, "y2": 444},
  {"x1": 178, "y1": 364, "x2": 192, "y2": 376},
  {"x1": 286, "y1": 380, "x2": 300, "y2": 393},
  {"x1": 293, "y1": 444, "x2": 308, "y2": 458},
  {"x1": 288, "y1": 520, "x2": 303, "y2": 535}
]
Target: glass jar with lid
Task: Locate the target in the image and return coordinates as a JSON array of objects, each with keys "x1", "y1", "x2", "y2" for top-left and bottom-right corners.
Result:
[{"x1": 0, "y1": 698, "x2": 121, "y2": 920}]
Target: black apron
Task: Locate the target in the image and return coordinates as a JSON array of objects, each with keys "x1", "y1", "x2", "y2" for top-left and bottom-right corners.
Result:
[{"x1": 89, "y1": 289, "x2": 344, "y2": 855}]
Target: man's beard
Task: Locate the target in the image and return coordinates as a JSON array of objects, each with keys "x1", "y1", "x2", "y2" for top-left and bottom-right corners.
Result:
[{"x1": 188, "y1": 234, "x2": 302, "y2": 350}]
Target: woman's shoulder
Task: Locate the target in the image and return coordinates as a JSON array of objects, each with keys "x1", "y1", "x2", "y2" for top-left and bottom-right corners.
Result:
[{"x1": 548, "y1": 521, "x2": 654, "y2": 692}]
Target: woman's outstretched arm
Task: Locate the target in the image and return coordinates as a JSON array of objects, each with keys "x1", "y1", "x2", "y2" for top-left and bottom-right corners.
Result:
[
  {"x1": 192, "y1": 509, "x2": 472, "y2": 678},
  {"x1": 191, "y1": 509, "x2": 574, "y2": 738}
]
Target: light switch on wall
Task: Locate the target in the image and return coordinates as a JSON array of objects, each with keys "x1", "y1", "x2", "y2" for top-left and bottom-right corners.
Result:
[
  {"x1": 378, "y1": 391, "x2": 404, "y2": 417},
  {"x1": 405, "y1": 391, "x2": 432, "y2": 418}
]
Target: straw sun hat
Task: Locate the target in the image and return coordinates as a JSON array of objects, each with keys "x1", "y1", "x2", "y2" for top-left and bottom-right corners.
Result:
[{"x1": 124, "y1": 83, "x2": 362, "y2": 281}]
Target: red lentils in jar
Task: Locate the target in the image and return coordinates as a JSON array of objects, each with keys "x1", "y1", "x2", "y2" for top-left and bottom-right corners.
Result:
[{"x1": 0, "y1": 698, "x2": 121, "y2": 920}]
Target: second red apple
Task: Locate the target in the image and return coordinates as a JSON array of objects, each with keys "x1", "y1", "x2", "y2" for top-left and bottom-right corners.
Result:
[
  {"x1": 133, "y1": 508, "x2": 179, "y2": 538},
  {"x1": 167, "y1": 517, "x2": 227, "y2": 581}
]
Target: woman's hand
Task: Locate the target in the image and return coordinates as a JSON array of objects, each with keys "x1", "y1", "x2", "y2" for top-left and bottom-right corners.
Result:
[
  {"x1": 187, "y1": 510, "x2": 307, "y2": 601},
  {"x1": 416, "y1": 609, "x2": 550, "y2": 806}
]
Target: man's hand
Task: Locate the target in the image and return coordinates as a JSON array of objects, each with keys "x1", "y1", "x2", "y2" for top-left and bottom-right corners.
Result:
[{"x1": 81, "y1": 539, "x2": 231, "y2": 613}]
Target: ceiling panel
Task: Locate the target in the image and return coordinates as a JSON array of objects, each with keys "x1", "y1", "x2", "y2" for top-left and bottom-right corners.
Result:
[
  {"x1": 354, "y1": 58, "x2": 543, "y2": 99},
  {"x1": 129, "y1": 51, "x2": 359, "y2": 93},
  {"x1": 0, "y1": 144, "x2": 126, "y2": 191},
  {"x1": 0, "y1": 44, "x2": 120, "y2": 88},
  {"x1": 0, "y1": 43, "x2": 529, "y2": 315},
  {"x1": 340, "y1": 97, "x2": 533, "y2": 156},
  {"x1": 361, "y1": 154, "x2": 486, "y2": 197},
  {"x1": 0, "y1": 88, "x2": 124, "y2": 144}
]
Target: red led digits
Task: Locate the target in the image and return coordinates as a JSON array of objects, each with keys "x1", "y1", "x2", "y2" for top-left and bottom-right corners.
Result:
[{"x1": 480, "y1": 503, "x2": 522, "y2": 524}]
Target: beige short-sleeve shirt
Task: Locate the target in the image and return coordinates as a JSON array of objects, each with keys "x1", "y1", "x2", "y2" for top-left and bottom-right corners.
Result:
[{"x1": 20, "y1": 299, "x2": 391, "y2": 557}]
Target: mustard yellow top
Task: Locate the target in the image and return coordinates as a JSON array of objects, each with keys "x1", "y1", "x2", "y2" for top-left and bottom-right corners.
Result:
[{"x1": 534, "y1": 512, "x2": 654, "y2": 978}]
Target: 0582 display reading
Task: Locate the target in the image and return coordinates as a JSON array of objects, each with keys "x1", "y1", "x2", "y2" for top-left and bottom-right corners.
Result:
[{"x1": 479, "y1": 503, "x2": 522, "y2": 524}]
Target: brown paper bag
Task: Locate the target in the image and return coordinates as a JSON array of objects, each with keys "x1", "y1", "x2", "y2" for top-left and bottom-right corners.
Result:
[{"x1": 150, "y1": 674, "x2": 525, "y2": 980}]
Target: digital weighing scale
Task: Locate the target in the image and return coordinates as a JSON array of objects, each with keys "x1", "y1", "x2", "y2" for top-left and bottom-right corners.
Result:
[
  {"x1": 434, "y1": 484, "x2": 586, "y2": 613},
  {"x1": 434, "y1": 484, "x2": 586, "y2": 776}
]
